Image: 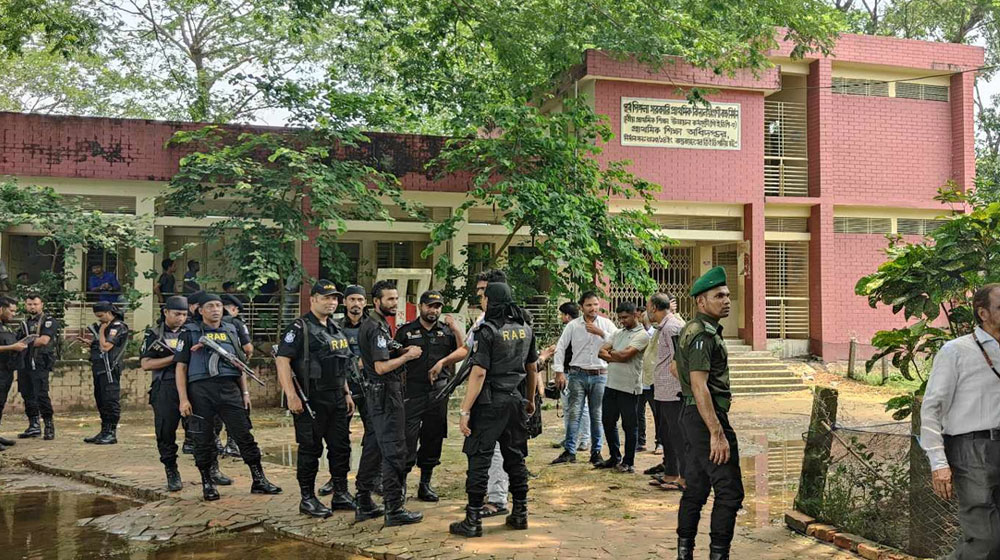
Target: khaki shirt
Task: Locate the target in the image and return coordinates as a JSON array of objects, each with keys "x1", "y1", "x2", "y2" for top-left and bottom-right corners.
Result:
[{"x1": 676, "y1": 313, "x2": 731, "y2": 411}]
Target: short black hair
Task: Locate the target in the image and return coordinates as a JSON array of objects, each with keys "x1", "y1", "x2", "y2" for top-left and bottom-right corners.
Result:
[
  {"x1": 25, "y1": 293, "x2": 43, "y2": 302},
  {"x1": 222, "y1": 281, "x2": 235, "y2": 291},
  {"x1": 578, "y1": 291, "x2": 599, "y2": 305},
  {"x1": 161, "y1": 258, "x2": 173, "y2": 270},
  {"x1": 476, "y1": 269, "x2": 507, "y2": 284},
  {"x1": 616, "y1": 301, "x2": 637, "y2": 314},
  {"x1": 0, "y1": 296, "x2": 16, "y2": 308},
  {"x1": 649, "y1": 293, "x2": 671, "y2": 311},
  {"x1": 372, "y1": 280, "x2": 397, "y2": 300},
  {"x1": 187, "y1": 260, "x2": 198, "y2": 269},
  {"x1": 558, "y1": 302, "x2": 580, "y2": 319}
]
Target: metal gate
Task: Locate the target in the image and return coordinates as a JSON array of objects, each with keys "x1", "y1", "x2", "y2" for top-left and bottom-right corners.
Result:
[
  {"x1": 609, "y1": 247, "x2": 694, "y2": 318},
  {"x1": 765, "y1": 242, "x2": 809, "y2": 339}
]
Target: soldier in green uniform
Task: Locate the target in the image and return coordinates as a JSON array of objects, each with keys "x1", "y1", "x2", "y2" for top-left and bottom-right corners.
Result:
[{"x1": 674, "y1": 266, "x2": 744, "y2": 560}]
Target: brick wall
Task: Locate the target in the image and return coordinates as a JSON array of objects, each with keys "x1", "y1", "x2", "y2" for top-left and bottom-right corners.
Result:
[
  {"x1": 2, "y1": 359, "x2": 283, "y2": 415},
  {"x1": 771, "y1": 31, "x2": 984, "y2": 71}
]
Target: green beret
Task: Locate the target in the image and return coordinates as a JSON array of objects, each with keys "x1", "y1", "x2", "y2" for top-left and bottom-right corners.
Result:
[{"x1": 690, "y1": 266, "x2": 728, "y2": 297}]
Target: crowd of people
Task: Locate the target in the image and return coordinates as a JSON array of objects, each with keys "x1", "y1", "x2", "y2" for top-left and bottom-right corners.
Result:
[{"x1": 0, "y1": 264, "x2": 744, "y2": 559}]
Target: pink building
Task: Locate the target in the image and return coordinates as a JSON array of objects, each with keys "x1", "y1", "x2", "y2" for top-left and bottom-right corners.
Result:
[{"x1": 0, "y1": 32, "x2": 983, "y2": 360}]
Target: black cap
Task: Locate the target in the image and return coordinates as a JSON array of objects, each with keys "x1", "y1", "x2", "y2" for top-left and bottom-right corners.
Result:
[
  {"x1": 93, "y1": 301, "x2": 116, "y2": 313},
  {"x1": 200, "y1": 293, "x2": 222, "y2": 305},
  {"x1": 311, "y1": 280, "x2": 343, "y2": 297},
  {"x1": 188, "y1": 290, "x2": 206, "y2": 306},
  {"x1": 419, "y1": 290, "x2": 445, "y2": 306},
  {"x1": 220, "y1": 294, "x2": 243, "y2": 311},
  {"x1": 344, "y1": 285, "x2": 365, "y2": 298},
  {"x1": 165, "y1": 296, "x2": 188, "y2": 311}
]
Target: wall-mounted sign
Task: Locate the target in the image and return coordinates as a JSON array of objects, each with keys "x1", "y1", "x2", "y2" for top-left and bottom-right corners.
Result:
[{"x1": 621, "y1": 97, "x2": 741, "y2": 150}]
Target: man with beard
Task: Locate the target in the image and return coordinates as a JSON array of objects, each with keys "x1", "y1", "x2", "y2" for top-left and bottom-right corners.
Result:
[
  {"x1": 394, "y1": 290, "x2": 464, "y2": 502},
  {"x1": 275, "y1": 280, "x2": 358, "y2": 518},
  {"x1": 355, "y1": 280, "x2": 424, "y2": 526},
  {"x1": 17, "y1": 294, "x2": 59, "y2": 440},
  {"x1": 0, "y1": 296, "x2": 27, "y2": 450}
]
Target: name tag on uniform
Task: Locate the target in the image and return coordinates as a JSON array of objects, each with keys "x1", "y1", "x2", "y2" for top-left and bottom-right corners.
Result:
[{"x1": 406, "y1": 331, "x2": 423, "y2": 340}]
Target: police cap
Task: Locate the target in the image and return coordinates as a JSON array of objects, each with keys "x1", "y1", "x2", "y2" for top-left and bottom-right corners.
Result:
[
  {"x1": 690, "y1": 266, "x2": 728, "y2": 297},
  {"x1": 311, "y1": 280, "x2": 343, "y2": 297}
]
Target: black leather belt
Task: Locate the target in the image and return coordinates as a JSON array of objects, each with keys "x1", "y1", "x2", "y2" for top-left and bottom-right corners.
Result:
[
  {"x1": 571, "y1": 367, "x2": 606, "y2": 376},
  {"x1": 949, "y1": 429, "x2": 1000, "y2": 441}
]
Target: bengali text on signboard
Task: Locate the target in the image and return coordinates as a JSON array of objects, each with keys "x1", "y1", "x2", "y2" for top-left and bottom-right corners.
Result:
[{"x1": 620, "y1": 97, "x2": 741, "y2": 150}]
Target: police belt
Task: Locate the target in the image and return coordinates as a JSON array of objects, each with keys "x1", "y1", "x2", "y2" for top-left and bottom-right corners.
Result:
[
  {"x1": 947, "y1": 429, "x2": 1000, "y2": 441},
  {"x1": 682, "y1": 393, "x2": 732, "y2": 412}
]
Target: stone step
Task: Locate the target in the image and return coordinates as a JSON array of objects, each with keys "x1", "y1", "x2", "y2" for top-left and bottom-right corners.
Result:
[
  {"x1": 727, "y1": 351, "x2": 778, "y2": 359},
  {"x1": 731, "y1": 376, "x2": 803, "y2": 387},
  {"x1": 729, "y1": 369, "x2": 803, "y2": 379},
  {"x1": 731, "y1": 384, "x2": 807, "y2": 395},
  {"x1": 728, "y1": 362, "x2": 789, "y2": 372}
]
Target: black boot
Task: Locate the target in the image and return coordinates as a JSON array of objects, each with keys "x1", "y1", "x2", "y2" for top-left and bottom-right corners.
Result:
[
  {"x1": 214, "y1": 434, "x2": 224, "y2": 454},
  {"x1": 0, "y1": 435, "x2": 14, "y2": 447},
  {"x1": 384, "y1": 504, "x2": 423, "y2": 527},
  {"x1": 42, "y1": 417, "x2": 54, "y2": 440},
  {"x1": 83, "y1": 423, "x2": 107, "y2": 444},
  {"x1": 677, "y1": 537, "x2": 695, "y2": 560},
  {"x1": 373, "y1": 477, "x2": 384, "y2": 496},
  {"x1": 249, "y1": 463, "x2": 282, "y2": 494},
  {"x1": 199, "y1": 466, "x2": 220, "y2": 501},
  {"x1": 299, "y1": 483, "x2": 333, "y2": 518},
  {"x1": 708, "y1": 544, "x2": 730, "y2": 560},
  {"x1": 317, "y1": 476, "x2": 335, "y2": 497},
  {"x1": 210, "y1": 458, "x2": 233, "y2": 485},
  {"x1": 18, "y1": 416, "x2": 41, "y2": 438},
  {"x1": 222, "y1": 436, "x2": 241, "y2": 458},
  {"x1": 449, "y1": 505, "x2": 483, "y2": 538},
  {"x1": 329, "y1": 479, "x2": 356, "y2": 511},
  {"x1": 505, "y1": 499, "x2": 528, "y2": 530},
  {"x1": 165, "y1": 465, "x2": 183, "y2": 492},
  {"x1": 354, "y1": 492, "x2": 384, "y2": 522},
  {"x1": 417, "y1": 470, "x2": 439, "y2": 502},
  {"x1": 181, "y1": 433, "x2": 195, "y2": 454},
  {"x1": 93, "y1": 425, "x2": 117, "y2": 445}
]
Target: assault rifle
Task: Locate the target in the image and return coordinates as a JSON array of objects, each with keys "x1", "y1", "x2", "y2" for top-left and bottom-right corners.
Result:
[
  {"x1": 198, "y1": 335, "x2": 265, "y2": 387},
  {"x1": 87, "y1": 324, "x2": 115, "y2": 384},
  {"x1": 430, "y1": 356, "x2": 473, "y2": 406},
  {"x1": 269, "y1": 344, "x2": 316, "y2": 419}
]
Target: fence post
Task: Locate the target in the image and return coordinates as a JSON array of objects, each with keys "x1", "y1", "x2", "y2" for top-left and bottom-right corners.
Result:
[
  {"x1": 847, "y1": 337, "x2": 857, "y2": 379},
  {"x1": 794, "y1": 385, "x2": 838, "y2": 517},
  {"x1": 881, "y1": 355, "x2": 889, "y2": 385}
]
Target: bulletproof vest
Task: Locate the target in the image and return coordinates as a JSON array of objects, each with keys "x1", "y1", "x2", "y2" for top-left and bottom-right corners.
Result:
[
  {"x1": 89, "y1": 320, "x2": 128, "y2": 370},
  {"x1": 363, "y1": 316, "x2": 405, "y2": 383},
  {"x1": 293, "y1": 317, "x2": 353, "y2": 388},
  {"x1": 25, "y1": 313, "x2": 55, "y2": 370},
  {"x1": 186, "y1": 322, "x2": 243, "y2": 383},
  {"x1": 0, "y1": 321, "x2": 23, "y2": 372},
  {"x1": 340, "y1": 317, "x2": 362, "y2": 358},
  {"x1": 482, "y1": 320, "x2": 533, "y2": 393},
  {"x1": 148, "y1": 324, "x2": 185, "y2": 382}
]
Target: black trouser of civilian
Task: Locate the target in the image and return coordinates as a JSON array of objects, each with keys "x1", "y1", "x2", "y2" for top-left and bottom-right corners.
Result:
[
  {"x1": 187, "y1": 378, "x2": 261, "y2": 470},
  {"x1": 602, "y1": 387, "x2": 639, "y2": 467},
  {"x1": 293, "y1": 381, "x2": 352, "y2": 487},
  {"x1": 404, "y1": 388, "x2": 448, "y2": 474},
  {"x1": 150, "y1": 378, "x2": 182, "y2": 467},
  {"x1": 944, "y1": 434, "x2": 1000, "y2": 559},
  {"x1": 636, "y1": 387, "x2": 658, "y2": 448},
  {"x1": 92, "y1": 369, "x2": 121, "y2": 426},
  {"x1": 354, "y1": 380, "x2": 407, "y2": 508},
  {"x1": 655, "y1": 399, "x2": 686, "y2": 477},
  {"x1": 19, "y1": 367, "x2": 53, "y2": 419},
  {"x1": 463, "y1": 391, "x2": 529, "y2": 506}
]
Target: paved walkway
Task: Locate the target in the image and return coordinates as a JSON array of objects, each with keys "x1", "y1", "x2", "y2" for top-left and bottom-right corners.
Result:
[{"x1": 0, "y1": 403, "x2": 857, "y2": 559}]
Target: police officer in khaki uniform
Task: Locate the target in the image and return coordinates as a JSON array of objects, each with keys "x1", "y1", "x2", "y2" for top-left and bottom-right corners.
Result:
[
  {"x1": 0, "y1": 296, "x2": 27, "y2": 451},
  {"x1": 450, "y1": 283, "x2": 538, "y2": 538},
  {"x1": 675, "y1": 267, "x2": 744, "y2": 560}
]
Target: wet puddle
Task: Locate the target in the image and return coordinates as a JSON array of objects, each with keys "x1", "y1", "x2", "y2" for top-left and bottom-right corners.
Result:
[
  {"x1": 737, "y1": 437, "x2": 805, "y2": 528},
  {"x1": 260, "y1": 442, "x2": 363, "y2": 472}
]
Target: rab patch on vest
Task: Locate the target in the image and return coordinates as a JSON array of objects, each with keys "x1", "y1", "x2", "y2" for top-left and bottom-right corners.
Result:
[
  {"x1": 44, "y1": 320, "x2": 52, "y2": 328},
  {"x1": 204, "y1": 332, "x2": 230, "y2": 341},
  {"x1": 329, "y1": 339, "x2": 349, "y2": 351},
  {"x1": 501, "y1": 328, "x2": 527, "y2": 341},
  {"x1": 284, "y1": 331, "x2": 295, "y2": 344}
]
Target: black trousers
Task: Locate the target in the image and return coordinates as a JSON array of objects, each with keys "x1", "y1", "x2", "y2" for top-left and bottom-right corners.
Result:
[
  {"x1": 150, "y1": 378, "x2": 182, "y2": 467},
  {"x1": 0, "y1": 369, "x2": 13, "y2": 420},
  {"x1": 92, "y1": 369, "x2": 121, "y2": 426},
  {"x1": 463, "y1": 391, "x2": 529, "y2": 503},
  {"x1": 655, "y1": 399, "x2": 686, "y2": 477},
  {"x1": 677, "y1": 404, "x2": 744, "y2": 547},
  {"x1": 19, "y1": 367, "x2": 53, "y2": 419},
  {"x1": 404, "y1": 388, "x2": 448, "y2": 474},
  {"x1": 944, "y1": 435, "x2": 1000, "y2": 559},
  {"x1": 602, "y1": 388, "x2": 639, "y2": 467},
  {"x1": 637, "y1": 387, "x2": 658, "y2": 447},
  {"x1": 293, "y1": 384, "x2": 352, "y2": 486},
  {"x1": 187, "y1": 378, "x2": 261, "y2": 470},
  {"x1": 355, "y1": 380, "x2": 407, "y2": 508}
]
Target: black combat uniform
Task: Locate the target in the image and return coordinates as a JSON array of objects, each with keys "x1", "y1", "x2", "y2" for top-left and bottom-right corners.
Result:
[
  {"x1": 220, "y1": 294, "x2": 252, "y2": 458},
  {"x1": 84, "y1": 303, "x2": 129, "y2": 445},
  {"x1": 675, "y1": 267, "x2": 743, "y2": 560},
  {"x1": 355, "y1": 309, "x2": 422, "y2": 525},
  {"x1": 277, "y1": 301, "x2": 358, "y2": 517},
  {"x1": 140, "y1": 295, "x2": 189, "y2": 491},
  {"x1": 17, "y1": 310, "x2": 58, "y2": 439},
  {"x1": 450, "y1": 282, "x2": 537, "y2": 538},
  {"x1": 175, "y1": 294, "x2": 280, "y2": 501},
  {"x1": 0, "y1": 317, "x2": 24, "y2": 449},
  {"x1": 394, "y1": 294, "x2": 457, "y2": 502}
]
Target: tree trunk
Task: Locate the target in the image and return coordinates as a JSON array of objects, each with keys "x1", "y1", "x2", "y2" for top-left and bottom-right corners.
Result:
[{"x1": 795, "y1": 386, "x2": 839, "y2": 517}]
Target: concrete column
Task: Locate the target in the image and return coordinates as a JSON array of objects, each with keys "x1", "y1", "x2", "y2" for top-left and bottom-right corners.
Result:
[
  {"x1": 133, "y1": 196, "x2": 157, "y2": 329},
  {"x1": 743, "y1": 203, "x2": 767, "y2": 350},
  {"x1": 448, "y1": 212, "x2": 469, "y2": 308}
]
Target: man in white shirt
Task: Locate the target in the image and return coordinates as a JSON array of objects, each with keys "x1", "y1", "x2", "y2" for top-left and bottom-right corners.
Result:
[
  {"x1": 551, "y1": 291, "x2": 618, "y2": 465},
  {"x1": 922, "y1": 283, "x2": 1000, "y2": 559}
]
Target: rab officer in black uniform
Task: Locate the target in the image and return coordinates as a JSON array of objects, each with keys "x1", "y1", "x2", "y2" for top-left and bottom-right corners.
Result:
[
  {"x1": 220, "y1": 293, "x2": 253, "y2": 458},
  {"x1": 450, "y1": 282, "x2": 537, "y2": 538},
  {"x1": 140, "y1": 295, "x2": 189, "y2": 492},
  {"x1": 275, "y1": 280, "x2": 358, "y2": 518},
  {"x1": 355, "y1": 280, "x2": 424, "y2": 526},
  {"x1": 394, "y1": 290, "x2": 464, "y2": 502},
  {"x1": 0, "y1": 296, "x2": 27, "y2": 451},
  {"x1": 17, "y1": 293, "x2": 59, "y2": 440},
  {"x1": 82, "y1": 301, "x2": 129, "y2": 445},
  {"x1": 675, "y1": 267, "x2": 743, "y2": 560},
  {"x1": 174, "y1": 293, "x2": 281, "y2": 501}
]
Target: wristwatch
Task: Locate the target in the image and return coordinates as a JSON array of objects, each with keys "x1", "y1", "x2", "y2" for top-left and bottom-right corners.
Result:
[
  {"x1": 243, "y1": 391, "x2": 250, "y2": 396},
  {"x1": 460, "y1": 410, "x2": 470, "y2": 417}
]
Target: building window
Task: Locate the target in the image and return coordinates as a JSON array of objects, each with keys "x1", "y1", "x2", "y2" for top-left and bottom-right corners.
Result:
[
  {"x1": 320, "y1": 242, "x2": 361, "y2": 285},
  {"x1": 764, "y1": 217, "x2": 809, "y2": 233},
  {"x1": 896, "y1": 218, "x2": 949, "y2": 236},
  {"x1": 656, "y1": 215, "x2": 742, "y2": 231},
  {"x1": 832, "y1": 77, "x2": 889, "y2": 97},
  {"x1": 376, "y1": 241, "x2": 430, "y2": 269},
  {"x1": 895, "y1": 82, "x2": 949, "y2": 102},
  {"x1": 833, "y1": 217, "x2": 892, "y2": 234}
]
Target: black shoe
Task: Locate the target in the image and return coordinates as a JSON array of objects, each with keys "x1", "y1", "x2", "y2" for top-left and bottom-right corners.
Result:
[
  {"x1": 210, "y1": 460, "x2": 233, "y2": 486},
  {"x1": 677, "y1": 537, "x2": 695, "y2": 560},
  {"x1": 354, "y1": 492, "x2": 384, "y2": 522},
  {"x1": 17, "y1": 417, "x2": 41, "y2": 439},
  {"x1": 317, "y1": 477, "x2": 335, "y2": 497},
  {"x1": 613, "y1": 464, "x2": 635, "y2": 474},
  {"x1": 42, "y1": 417, "x2": 54, "y2": 440},
  {"x1": 384, "y1": 505, "x2": 423, "y2": 527},
  {"x1": 84, "y1": 424, "x2": 107, "y2": 444},
  {"x1": 643, "y1": 464, "x2": 665, "y2": 475},
  {"x1": 449, "y1": 505, "x2": 483, "y2": 537},
  {"x1": 0, "y1": 435, "x2": 14, "y2": 447},
  {"x1": 182, "y1": 439, "x2": 195, "y2": 454},
  {"x1": 214, "y1": 435, "x2": 224, "y2": 454},
  {"x1": 199, "y1": 467, "x2": 220, "y2": 501},
  {"x1": 93, "y1": 426, "x2": 117, "y2": 445},
  {"x1": 328, "y1": 479, "x2": 356, "y2": 511},
  {"x1": 589, "y1": 452, "x2": 602, "y2": 465},
  {"x1": 249, "y1": 463, "x2": 282, "y2": 494},
  {"x1": 708, "y1": 544, "x2": 730, "y2": 560},
  {"x1": 165, "y1": 466, "x2": 183, "y2": 492},
  {"x1": 636, "y1": 445, "x2": 647, "y2": 452},
  {"x1": 593, "y1": 458, "x2": 618, "y2": 470},
  {"x1": 551, "y1": 451, "x2": 576, "y2": 464},
  {"x1": 221, "y1": 437, "x2": 241, "y2": 458},
  {"x1": 300, "y1": 485, "x2": 333, "y2": 518},
  {"x1": 505, "y1": 499, "x2": 528, "y2": 530},
  {"x1": 417, "y1": 481, "x2": 439, "y2": 502}
]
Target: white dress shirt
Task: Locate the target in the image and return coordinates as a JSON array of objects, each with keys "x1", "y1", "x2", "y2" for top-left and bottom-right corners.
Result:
[
  {"x1": 921, "y1": 327, "x2": 1000, "y2": 471},
  {"x1": 553, "y1": 315, "x2": 618, "y2": 373}
]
